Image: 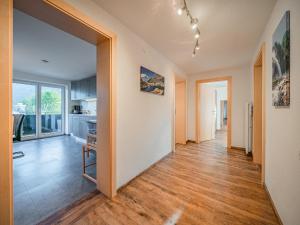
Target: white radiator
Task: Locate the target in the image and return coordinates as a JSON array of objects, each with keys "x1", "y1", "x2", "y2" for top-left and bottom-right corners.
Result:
[{"x1": 245, "y1": 103, "x2": 253, "y2": 154}]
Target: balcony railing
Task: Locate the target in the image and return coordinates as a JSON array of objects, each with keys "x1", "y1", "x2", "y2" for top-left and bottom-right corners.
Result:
[{"x1": 22, "y1": 114, "x2": 62, "y2": 137}]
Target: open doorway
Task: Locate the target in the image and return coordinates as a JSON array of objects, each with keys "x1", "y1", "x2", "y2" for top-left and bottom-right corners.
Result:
[
  {"x1": 12, "y1": 8, "x2": 98, "y2": 224},
  {"x1": 195, "y1": 77, "x2": 232, "y2": 149},
  {"x1": 253, "y1": 44, "x2": 265, "y2": 183},
  {"x1": 199, "y1": 81, "x2": 227, "y2": 146},
  {"x1": 220, "y1": 100, "x2": 228, "y2": 130},
  {"x1": 175, "y1": 77, "x2": 187, "y2": 145},
  {"x1": 0, "y1": 1, "x2": 116, "y2": 224}
]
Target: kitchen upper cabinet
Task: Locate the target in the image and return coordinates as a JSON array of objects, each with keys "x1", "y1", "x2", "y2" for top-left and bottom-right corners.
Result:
[
  {"x1": 88, "y1": 76, "x2": 96, "y2": 98},
  {"x1": 80, "y1": 78, "x2": 89, "y2": 99},
  {"x1": 71, "y1": 75, "x2": 96, "y2": 100},
  {"x1": 71, "y1": 80, "x2": 80, "y2": 100}
]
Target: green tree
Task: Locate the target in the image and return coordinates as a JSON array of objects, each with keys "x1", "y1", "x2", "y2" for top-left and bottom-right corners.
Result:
[
  {"x1": 41, "y1": 91, "x2": 61, "y2": 114},
  {"x1": 22, "y1": 91, "x2": 61, "y2": 115},
  {"x1": 22, "y1": 97, "x2": 36, "y2": 115},
  {"x1": 282, "y1": 30, "x2": 290, "y2": 74}
]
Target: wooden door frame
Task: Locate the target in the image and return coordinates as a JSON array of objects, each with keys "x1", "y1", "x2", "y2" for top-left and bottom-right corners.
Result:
[
  {"x1": 195, "y1": 76, "x2": 232, "y2": 148},
  {"x1": 0, "y1": 1, "x2": 14, "y2": 224},
  {"x1": 1, "y1": 0, "x2": 116, "y2": 224},
  {"x1": 174, "y1": 80, "x2": 187, "y2": 146},
  {"x1": 253, "y1": 43, "x2": 266, "y2": 184}
]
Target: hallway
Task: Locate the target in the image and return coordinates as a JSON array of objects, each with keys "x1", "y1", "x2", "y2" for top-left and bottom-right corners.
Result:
[
  {"x1": 40, "y1": 136, "x2": 279, "y2": 225},
  {"x1": 214, "y1": 129, "x2": 227, "y2": 147}
]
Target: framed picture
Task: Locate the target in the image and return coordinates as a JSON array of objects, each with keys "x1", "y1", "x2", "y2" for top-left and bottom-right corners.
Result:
[
  {"x1": 140, "y1": 66, "x2": 165, "y2": 95},
  {"x1": 272, "y1": 11, "x2": 290, "y2": 107}
]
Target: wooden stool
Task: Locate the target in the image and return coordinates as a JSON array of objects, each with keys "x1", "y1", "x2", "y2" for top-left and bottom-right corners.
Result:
[{"x1": 82, "y1": 136, "x2": 97, "y2": 183}]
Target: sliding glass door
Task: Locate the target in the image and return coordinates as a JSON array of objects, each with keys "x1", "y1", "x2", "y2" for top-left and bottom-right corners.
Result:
[
  {"x1": 40, "y1": 85, "x2": 64, "y2": 137},
  {"x1": 13, "y1": 82, "x2": 38, "y2": 139},
  {"x1": 13, "y1": 81, "x2": 65, "y2": 140}
]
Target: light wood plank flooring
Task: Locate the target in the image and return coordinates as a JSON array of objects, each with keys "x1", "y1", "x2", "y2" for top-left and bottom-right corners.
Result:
[{"x1": 39, "y1": 132, "x2": 279, "y2": 225}]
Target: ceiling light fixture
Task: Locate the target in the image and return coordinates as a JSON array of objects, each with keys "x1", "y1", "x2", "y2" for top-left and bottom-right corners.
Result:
[
  {"x1": 177, "y1": 8, "x2": 183, "y2": 15},
  {"x1": 192, "y1": 49, "x2": 196, "y2": 57},
  {"x1": 194, "y1": 30, "x2": 200, "y2": 39},
  {"x1": 41, "y1": 59, "x2": 49, "y2": 63},
  {"x1": 177, "y1": 0, "x2": 201, "y2": 57},
  {"x1": 191, "y1": 18, "x2": 198, "y2": 30},
  {"x1": 195, "y1": 40, "x2": 200, "y2": 50}
]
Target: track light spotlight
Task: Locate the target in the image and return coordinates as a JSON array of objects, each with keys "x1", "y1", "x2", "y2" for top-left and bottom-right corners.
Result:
[
  {"x1": 192, "y1": 50, "x2": 196, "y2": 57},
  {"x1": 177, "y1": 8, "x2": 183, "y2": 15},
  {"x1": 177, "y1": 0, "x2": 200, "y2": 57},
  {"x1": 195, "y1": 40, "x2": 200, "y2": 50},
  {"x1": 191, "y1": 18, "x2": 198, "y2": 30}
]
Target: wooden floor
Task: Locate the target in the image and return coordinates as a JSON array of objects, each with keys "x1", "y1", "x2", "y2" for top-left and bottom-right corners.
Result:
[{"x1": 40, "y1": 132, "x2": 279, "y2": 225}]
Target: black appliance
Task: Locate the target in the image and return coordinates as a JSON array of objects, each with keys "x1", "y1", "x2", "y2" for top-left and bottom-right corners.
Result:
[{"x1": 72, "y1": 105, "x2": 82, "y2": 114}]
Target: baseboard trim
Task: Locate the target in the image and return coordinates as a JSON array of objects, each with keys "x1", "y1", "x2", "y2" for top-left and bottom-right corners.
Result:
[
  {"x1": 264, "y1": 184, "x2": 283, "y2": 225},
  {"x1": 231, "y1": 146, "x2": 246, "y2": 151}
]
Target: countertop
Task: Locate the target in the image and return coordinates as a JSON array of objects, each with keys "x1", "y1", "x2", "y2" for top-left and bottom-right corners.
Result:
[{"x1": 70, "y1": 114, "x2": 97, "y2": 117}]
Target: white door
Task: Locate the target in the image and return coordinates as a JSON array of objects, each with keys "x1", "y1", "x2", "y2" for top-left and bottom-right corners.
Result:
[
  {"x1": 211, "y1": 91, "x2": 217, "y2": 139},
  {"x1": 39, "y1": 84, "x2": 65, "y2": 137},
  {"x1": 13, "y1": 82, "x2": 38, "y2": 140},
  {"x1": 175, "y1": 81, "x2": 186, "y2": 144},
  {"x1": 199, "y1": 83, "x2": 216, "y2": 142}
]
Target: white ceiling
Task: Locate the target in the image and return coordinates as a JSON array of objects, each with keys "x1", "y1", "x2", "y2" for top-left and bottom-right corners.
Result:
[
  {"x1": 13, "y1": 9, "x2": 96, "y2": 81},
  {"x1": 92, "y1": 0, "x2": 276, "y2": 74}
]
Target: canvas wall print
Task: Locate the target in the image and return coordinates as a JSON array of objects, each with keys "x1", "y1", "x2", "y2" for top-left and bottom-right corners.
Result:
[
  {"x1": 272, "y1": 11, "x2": 290, "y2": 107},
  {"x1": 140, "y1": 66, "x2": 165, "y2": 95}
]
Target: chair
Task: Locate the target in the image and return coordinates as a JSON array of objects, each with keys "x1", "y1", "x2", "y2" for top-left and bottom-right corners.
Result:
[
  {"x1": 82, "y1": 133, "x2": 97, "y2": 183},
  {"x1": 13, "y1": 114, "x2": 25, "y2": 159}
]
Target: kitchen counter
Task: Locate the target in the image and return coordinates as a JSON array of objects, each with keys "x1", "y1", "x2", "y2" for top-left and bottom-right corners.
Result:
[{"x1": 70, "y1": 114, "x2": 97, "y2": 116}]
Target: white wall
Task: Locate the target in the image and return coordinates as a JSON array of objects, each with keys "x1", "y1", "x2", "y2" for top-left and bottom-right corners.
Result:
[
  {"x1": 187, "y1": 66, "x2": 251, "y2": 148},
  {"x1": 64, "y1": 0, "x2": 186, "y2": 188},
  {"x1": 251, "y1": 0, "x2": 300, "y2": 224}
]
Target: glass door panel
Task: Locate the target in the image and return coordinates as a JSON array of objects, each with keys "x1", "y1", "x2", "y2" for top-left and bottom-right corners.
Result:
[
  {"x1": 12, "y1": 83, "x2": 37, "y2": 138},
  {"x1": 40, "y1": 85, "x2": 64, "y2": 135}
]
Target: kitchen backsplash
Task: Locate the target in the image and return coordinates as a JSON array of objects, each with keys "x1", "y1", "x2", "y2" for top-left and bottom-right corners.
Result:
[{"x1": 80, "y1": 100, "x2": 97, "y2": 115}]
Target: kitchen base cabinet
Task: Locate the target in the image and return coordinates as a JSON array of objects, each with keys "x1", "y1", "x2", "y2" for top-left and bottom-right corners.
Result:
[{"x1": 69, "y1": 114, "x2": 96, "y2": 140}]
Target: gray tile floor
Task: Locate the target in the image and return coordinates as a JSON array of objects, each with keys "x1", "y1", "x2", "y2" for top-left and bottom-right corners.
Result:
[{"x1": 13, "y1": 136, "x2": 96, "y2": 225}]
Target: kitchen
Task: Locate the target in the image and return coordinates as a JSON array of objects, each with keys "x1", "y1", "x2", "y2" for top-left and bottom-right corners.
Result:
[
  {"x1": 69, "y1": 75, "x2": 98, "y2": 183},
  {"x1": 69, "y1": 75, "x2": 97, "y2": 143}
]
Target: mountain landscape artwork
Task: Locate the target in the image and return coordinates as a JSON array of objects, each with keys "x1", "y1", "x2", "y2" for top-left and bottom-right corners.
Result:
[
  {"x1": 272, "y1": 11, "x2": 290, "y2": 107},
  {"x1": 140, "y1": 66, "x2": 165, "y2": 95}
]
